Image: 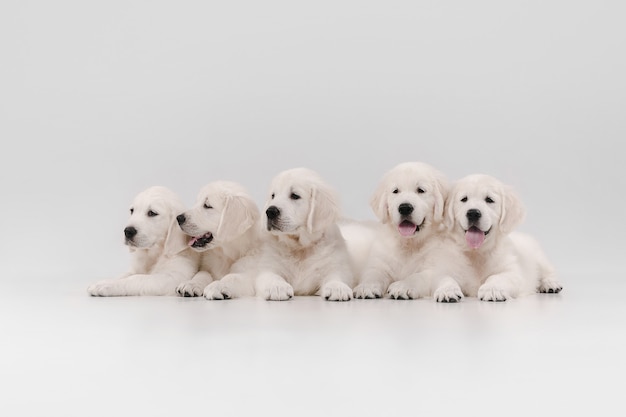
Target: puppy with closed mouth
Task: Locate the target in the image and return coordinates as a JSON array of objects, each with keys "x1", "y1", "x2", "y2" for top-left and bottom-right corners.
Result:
[
  {"x1": 175, "y1": 181, "x2": 261, "y2": 300},
  {"x1": 255, "y1": 167, "x2": 355, "y2": 301},
  {"x1": 444, "y1": 174, "x2": 563, "y2": 301},
  {"x1": 353, "y1": 162, "x2": 464, "y2": 302},
  {"x1": 87, "y1": 186, "x2": 200, "y2": 296}
]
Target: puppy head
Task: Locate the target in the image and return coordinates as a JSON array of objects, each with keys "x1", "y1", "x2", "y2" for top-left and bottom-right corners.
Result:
[
  {"x1": 264, "y1": 167, "x2": 339, "y2": 236},
  {"x1": 124, "y1": 186, "x2": 187, "y2": 256},
  {"x1": 177, "y1": 181, "x2": 259, "y2": 252},
  {"x1": 370, "y1": 162, "x2": 448, "y2": 238},
  {"x1": 444, "y1": 174, "x2": 525, "y2": 250}
]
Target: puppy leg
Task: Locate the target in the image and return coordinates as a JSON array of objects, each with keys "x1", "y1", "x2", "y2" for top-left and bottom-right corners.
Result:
[
  {"x1": 204, "y1": 273, "x2": 256, "y2": 300},
  {"x1": 176, "y1": 271, "x2": 213, "y2": 297},
  {"x1": 88, "y1": 273, "x2": 180, "y2": 296},
  {"x1": 320, "y1": 276, "x2": 353, "y2": 302},
  {"x1": 353, "y1": 282, "x2": 385, "y2": 299},
  {"x1": 353, "y1": 271, "x2": 390, "y2": 299},
  {"x1": 536, "y1": 258, "x2": 563, "y2": 294},
  {"x1": 432, "y1": 276, "x2": 464, "y2": 303},
  {"x1": 256, "y1": 272, "x2": 294, "y2": 301},
  {"x1": 386, "y1": 271, "x2": 433, "y2": 300},
  {"x1": 478, "y1": 273, "x2": 520, "y2": 302}
]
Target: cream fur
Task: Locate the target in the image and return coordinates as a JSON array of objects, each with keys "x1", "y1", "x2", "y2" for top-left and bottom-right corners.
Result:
[
  {"x1": 87, "y1": 186, "x2": 199, "y2": 296},
  {"x1": 255, "y1": 167, "x2": 355, "y2": 301}
]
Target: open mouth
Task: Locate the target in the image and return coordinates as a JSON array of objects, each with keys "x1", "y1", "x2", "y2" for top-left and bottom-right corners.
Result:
[
  {"x1": 464, "y1": 226, "x2": 490, "y2": 249},
  {"x1": 398, "y1": 219, "x2": 424, "y2": 237},
  {"x1": 188, "y1": 232, "x2": 213, "y2": 248}
]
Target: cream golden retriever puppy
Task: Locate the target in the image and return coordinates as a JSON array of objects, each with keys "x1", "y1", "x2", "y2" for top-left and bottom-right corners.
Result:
[
  {"x1": 174, "y1": 181, "x2": 261, "y2": 299},
  {"x1": 443, "y1": 174, "x2": 563, "y2": 301},
  {"x1": 352, "y1": 162, "x2": 464, "y2": 302},
  {"x1": 87, "y1": 186, "x2": 199, "y2": 296},
  {"x1": 255, "y1": 167, "x2": 355, "y2": 301}
]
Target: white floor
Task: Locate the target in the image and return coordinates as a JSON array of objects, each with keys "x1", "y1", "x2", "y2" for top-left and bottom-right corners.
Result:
[{"x1": 1, "y1": 273, "x2": 622, "y2": 417}]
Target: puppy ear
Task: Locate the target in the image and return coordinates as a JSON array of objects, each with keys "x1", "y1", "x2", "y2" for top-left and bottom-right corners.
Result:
[
  {"x1": 499, "y1": 186, "x2": 526, "y2": 234},
  {"x1": 442, "y1": 192, "x2": 456, "y2": 230},
  {"x1": 432, "y1": 176, "x2": 448, "y2": 223},
  {"x1": 369, "y1": 181, "x2": 390, "y2": 223},
  {"x1": 163, "y1": 215, "x2": 188, "y2": 257},
  {"x1": 216, "y1": 194, "x2": 260, "y2": 241},
  {"x1": 307, "y1": 184, "x2": 339, "y2": 234}
]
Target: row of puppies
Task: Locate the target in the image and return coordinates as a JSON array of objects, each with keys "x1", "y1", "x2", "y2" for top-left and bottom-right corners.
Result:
[{"x1": 87, "y1": 162, "x2": 563, "y2": 302}]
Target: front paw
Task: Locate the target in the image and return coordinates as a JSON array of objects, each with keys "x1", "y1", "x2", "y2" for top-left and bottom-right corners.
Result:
[
  {"x1": 478, "y1": 284, "x2": 509, "y2": 302},
  {"x1": 538, "y1": 280, "x2": 563, "y2": 294},
  {"x1": 434, "y1": 284, "x2": 463, "y2": 303},
  {"x1": 87, "y1": 279, "x2": 124, "y2": 297},
  {"x1": 387, "y1": 281, "x2": 418, "y2": 300},
  {"x1": 204, "y1": 281, "x2": 232, "y2": 300},
  {"x1": 176, "y1": 281, "x2": 205, "y2": 297},
  {"x1": 353, "y1": 283, "x2": 383, "y2": 299},
  {"x1": 263, "y1": 282, "x2": 294, "y2": 301},
  {"x1": 322, "y1": 281, "x2": 352, "y2": 301}
]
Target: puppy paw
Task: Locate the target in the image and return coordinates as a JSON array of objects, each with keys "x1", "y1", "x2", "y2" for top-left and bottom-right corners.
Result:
[
  {"x1": 538, "y1": 280, "x2": 563, "y2": 294},
  {"x1": 353, "y1": 283, "x2": 384, "y2": 299},
  {"x1": 175, "y1": 282, "x2": 204, "y2": 297},
  {"x1": 87, "y1": 279, "x2": 124, "y2": 297},
  {"x1": 478, "y1": 285, "x2": 510, "y2": 302},
  {"x1": 434, "y1": 284, "x2": 463, "y2": 303},
  {"x1": 387, "y1": 281, "x2": 419, "y2": 300},
  {"x1": 263, "y1": 283, "x2": 294, "y2": 301},
  {"x1": 322, "y1": 281, "x2": 353, "y2": 301},
  {"x1": 203, "y1": 281, "x2": 232, "y2": 300}
]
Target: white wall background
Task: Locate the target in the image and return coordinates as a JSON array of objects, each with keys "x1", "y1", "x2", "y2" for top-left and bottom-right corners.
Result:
[{"x1": 1, "y1": 0, "x2": 624, "y2": 283}]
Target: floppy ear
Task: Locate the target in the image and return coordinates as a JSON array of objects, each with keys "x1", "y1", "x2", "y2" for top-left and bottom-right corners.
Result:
[
  {"x1": 306, "y1": 184, "x2": 339, "y2": 234},
  {"x1": 432, "y1": 176, "x2": 448, "y2": 223},
  {"x1": 163, "y1": 215, "x2": 189, "y2": 257},
  {"x1": 369, "y1": 181, "x2": 390, "y2": 223},
  {"x1": 442, "y1": 191, "x2": 457, "y2": 231},
  {"x1": 216, "y1": 194, "x2": 260, "y2": 241},
  {"x1": 499, "y1": 186, "x2": 526, "y2": 234}
]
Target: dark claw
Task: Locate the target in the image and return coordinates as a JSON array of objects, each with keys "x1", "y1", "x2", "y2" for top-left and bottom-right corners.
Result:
[{"x1": 223, "y1": 293, "x2": 231, "y2": 300}]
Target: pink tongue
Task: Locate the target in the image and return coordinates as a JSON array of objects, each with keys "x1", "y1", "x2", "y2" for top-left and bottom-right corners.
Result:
[
  {"x1": 188, "y1": 236, "x2": 199, "y2": 246},
  {"x1": 465, "y1": 228, "x2": 485, "y2": 249},
  {"x1": 398, "y1": 221, "x2": 417, "y2": 237}
]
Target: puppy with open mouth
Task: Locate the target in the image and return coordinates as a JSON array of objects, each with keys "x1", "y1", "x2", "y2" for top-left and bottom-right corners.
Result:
[
  {"x1": 443, "y1": 174, "x2": 563, "y2": 301},
  {"x1": 174, "y1": 181, "x2": 262, "y2": 299},
  {"x1": 255, "y1": 167, "x2": 355, "y2": 301},
  {"x1": 352, "y1": 162, "x2": 465, "y2": 302}
]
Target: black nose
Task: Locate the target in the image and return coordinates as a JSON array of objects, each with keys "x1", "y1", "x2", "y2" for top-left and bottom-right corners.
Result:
[
  {"x1": 398, "y1": 203, "x2": 414, "y2": 216},
  {"x1": 266, "y1": 206, "x2": 280, "y2": 220},
  {"x1": 176, "y1": 214, "x2": 186, "y2": 225},
  {"x1": 466, "y1": 209, "x2": 482, "y2": 222},
  {"x1": 124, "y1": 226, "x2": 137, "y2": 239}
]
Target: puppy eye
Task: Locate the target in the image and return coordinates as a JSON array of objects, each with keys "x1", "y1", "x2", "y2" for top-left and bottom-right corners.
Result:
[
  {"x1": 147, "y1": 210, "x2": 158, "y2": 217},
  {"x1": 417, "y1": 187, "x2": 425, "y2": 194},
  {"x1": 271, "y1": 193, "x2": 275, "y2": 199},
  {"x1": 392, "y1": 188, "x2": 399, "y2": 194},
  {"x1": 290, "y1": 193, "x2": 301, "y2": 200},
  {"x1": 460, "y1": 197, "x2": 468, "y2": 203},
  {"x1": 130, "y1": 208, "x2": 134, "y2": 214},
  {"x1": 203, "y1": 203, "x2": 213, "y2": 209},
  {"x1": 485, "y1": 197, "x2": 495, "y2": 204}
]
